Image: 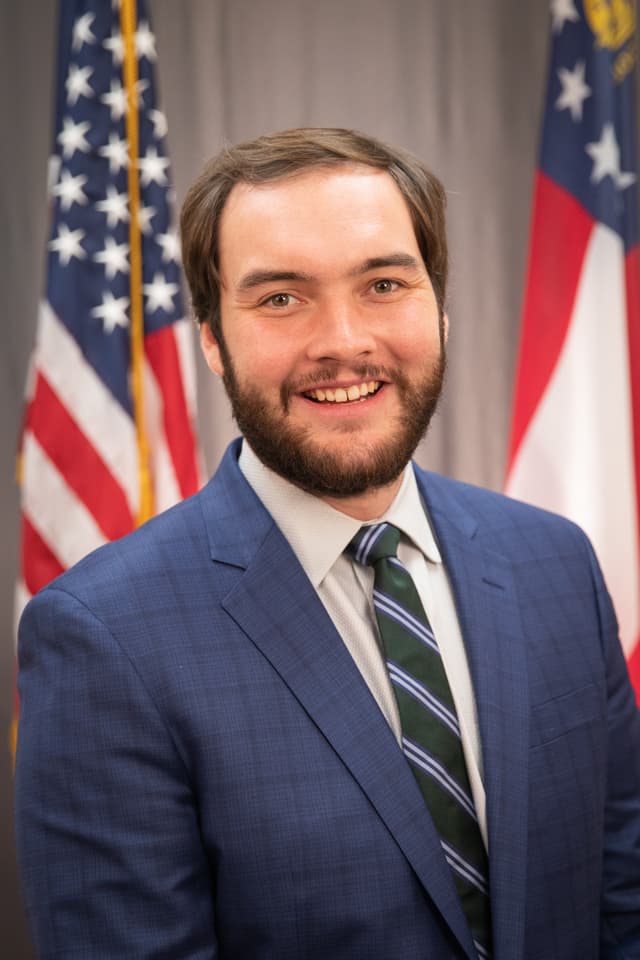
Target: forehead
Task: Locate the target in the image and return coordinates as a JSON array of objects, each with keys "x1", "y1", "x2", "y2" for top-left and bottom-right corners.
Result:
[{"x1": 217, "y1": 165, "x2": 422, "y2": 279}]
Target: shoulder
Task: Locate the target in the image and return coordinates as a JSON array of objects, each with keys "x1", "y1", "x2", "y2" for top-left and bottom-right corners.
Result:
[
  {"x1": 19, "y1": 438, "x2": 276, "y2": 657},
  {"x1": 20, "y1": 483, "x2": 227, "y2": 654},
  {"x1": 412, "y1": 463, "x2": 595, "y2": 558},
  {"x1": 50, "y1": 486, "x2": 208, "y2": 596},
  {"x1": 412, "y1": 466, "x2": 619, "y2": 661},
  {"x1": 27, "y1": 439, "x2": 263, "y2": 614}
]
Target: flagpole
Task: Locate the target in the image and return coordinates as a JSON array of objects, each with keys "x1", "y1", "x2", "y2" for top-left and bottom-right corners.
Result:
[
  {"x1": 11, "y1": 0, "x2": 203, "y2": 761},
  {"x1": 120, "y1": 0, "x2": 154, "y2": 525}
]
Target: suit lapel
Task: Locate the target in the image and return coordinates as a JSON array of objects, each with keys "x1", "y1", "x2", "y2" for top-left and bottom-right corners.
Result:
[
  {"x1": 201, "y1": 444, "x2": 477, "y2": 959},
  {"x1": 419, "y1": 471, "x2": 530, "y2": 960}
]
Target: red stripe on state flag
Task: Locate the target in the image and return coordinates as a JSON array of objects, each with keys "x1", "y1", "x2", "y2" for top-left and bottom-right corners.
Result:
[
  {"x1": 507, "y1": 172, "x2": 594, "y2": 469},
  {"x1": 26, "y1": 373, "x2": 134, "y2": 540},
  {"x1": 144, "y1": 325, "x2": 200, "y2": 499},
  {"x1": 628, "y1": 643, "x2": 640, "y2": 706},
  {"x1": 626, "y1": 246, "x2": 640, "y2": 564},
  {"x1": 625, "y1": 243, "x2": 640, "y2": 700},
  {"x1": 20, "y1": 514, "x2": 65, "y2": 597}
]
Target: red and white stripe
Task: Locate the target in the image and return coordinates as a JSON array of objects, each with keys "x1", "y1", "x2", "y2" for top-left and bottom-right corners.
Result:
[
  {"x1": 17, "y1": 300, "x2": 202, "y2": 620},
  {"x1": 506, "y1": 172, "x2": 640, "y2": 692}
]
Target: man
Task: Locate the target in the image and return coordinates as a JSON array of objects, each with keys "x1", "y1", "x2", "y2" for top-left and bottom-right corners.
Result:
[{"x1": 16, "y1": 128, "x2": 640, "y2": 959}]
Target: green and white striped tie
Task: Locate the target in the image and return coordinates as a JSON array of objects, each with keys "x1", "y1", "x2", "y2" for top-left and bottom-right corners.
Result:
[{"x1": 348, "y1": 522, "x2": 492, "y2": 959}]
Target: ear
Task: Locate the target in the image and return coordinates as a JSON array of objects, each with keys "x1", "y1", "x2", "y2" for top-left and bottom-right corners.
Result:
[
  {"x1": 199, "y1": 322, "x2": 224, "y2": 376},
  {"x1": 442, "y1": 312, "x2": 450, "y2": 344}
]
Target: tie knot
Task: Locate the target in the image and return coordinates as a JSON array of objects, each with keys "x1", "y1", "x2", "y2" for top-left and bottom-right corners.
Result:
[{"x1": 347, "y1": 523, "x2": 401, "y2": 566}]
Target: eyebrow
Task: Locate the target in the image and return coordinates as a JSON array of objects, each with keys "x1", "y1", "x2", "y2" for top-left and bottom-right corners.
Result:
[
  {"x1": 235, "y1": 253, "x2": 423, "y2": 292},
  {"x1": 237, "y1": 269, "x2": 314, "y2": 291},
  {"x1": 348, "y1": 253, "x2": 423, "y2": 276}
]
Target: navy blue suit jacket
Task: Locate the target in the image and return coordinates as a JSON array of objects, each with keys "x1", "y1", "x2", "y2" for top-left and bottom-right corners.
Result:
[{"x1": 16, "y1": 440, "x2": 640, "y2": 959}]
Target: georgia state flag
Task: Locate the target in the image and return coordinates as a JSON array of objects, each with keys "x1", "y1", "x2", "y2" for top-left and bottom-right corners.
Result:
[{"x1": 506, "y1": 0, "x2": 640, "y2": 692}]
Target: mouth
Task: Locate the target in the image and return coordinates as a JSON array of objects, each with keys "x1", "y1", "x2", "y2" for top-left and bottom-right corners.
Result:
[{"x1": 303, "y1": 380, "x2": 383, "y2": 404}]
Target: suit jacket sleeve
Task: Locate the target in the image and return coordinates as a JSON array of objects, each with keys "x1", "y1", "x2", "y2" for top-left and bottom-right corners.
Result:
[
  {"x1": 15, "y1": 584, "x2": 218, "y2": 960},
  {"x1": 592, "y1": 539, "x2": 640, "y2": 958}
]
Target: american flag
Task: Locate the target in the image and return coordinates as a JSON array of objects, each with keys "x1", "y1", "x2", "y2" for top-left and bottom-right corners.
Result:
[
  {"x1": 14, "y1": 0, "x2": 203, "y2": 747},
  {"x1": 506, "y1": 1, "x2": 639, "y2": 692}
]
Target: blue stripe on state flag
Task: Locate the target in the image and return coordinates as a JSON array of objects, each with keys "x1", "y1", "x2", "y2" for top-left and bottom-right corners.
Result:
[{"x1": 542, "y1": 2, "x2": 638, "y2": 249}]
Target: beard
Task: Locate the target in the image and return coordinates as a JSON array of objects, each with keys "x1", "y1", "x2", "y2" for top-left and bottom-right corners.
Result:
[{"x1": 217, "y1": 339, "x2": 446, "y2": 499}]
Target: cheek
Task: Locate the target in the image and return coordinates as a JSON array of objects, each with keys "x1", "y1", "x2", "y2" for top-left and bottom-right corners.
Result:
[
  {"x1": 386, "y1": 315, "x2": 440, "y2": 361},
  {"x1": 235, "y1": 322, "x2": 310, "y2": 375},
  {"x1": 233, "y1": 342, "x2": 295, "y2": 387}
]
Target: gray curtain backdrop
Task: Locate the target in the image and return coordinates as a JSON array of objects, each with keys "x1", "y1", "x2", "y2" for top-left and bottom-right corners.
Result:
[{"x1": 2, "y1": 2, "x2": 552, "y2": 955}]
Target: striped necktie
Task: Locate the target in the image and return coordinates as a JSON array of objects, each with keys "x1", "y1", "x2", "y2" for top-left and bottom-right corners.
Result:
[{"x1": 348, "y1": 522, "x2": 492, "y2": 959}]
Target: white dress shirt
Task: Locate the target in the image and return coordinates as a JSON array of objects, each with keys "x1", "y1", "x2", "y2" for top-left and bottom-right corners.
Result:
[{"x1": 239, "y1": 440, "x2": 488, "y2": 847}]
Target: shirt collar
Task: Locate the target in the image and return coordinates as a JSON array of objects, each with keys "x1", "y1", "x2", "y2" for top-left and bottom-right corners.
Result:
[{"x1": 239, "y1": 440, "x2": 442, "y2": 588}]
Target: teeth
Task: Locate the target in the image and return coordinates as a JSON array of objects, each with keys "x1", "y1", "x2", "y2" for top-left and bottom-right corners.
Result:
[{"x1": 306, "y1": 381, "x2": 381, "y2": 403}]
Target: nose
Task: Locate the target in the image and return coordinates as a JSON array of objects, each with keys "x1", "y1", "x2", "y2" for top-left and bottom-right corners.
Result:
[{"x1": 305, "y1": 298, "x2": 376, "y2": 364}]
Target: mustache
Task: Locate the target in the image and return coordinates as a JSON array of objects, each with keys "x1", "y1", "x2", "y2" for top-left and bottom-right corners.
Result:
[{"x1": 284, "y1": 364, "x2": 397, "y2": 395}]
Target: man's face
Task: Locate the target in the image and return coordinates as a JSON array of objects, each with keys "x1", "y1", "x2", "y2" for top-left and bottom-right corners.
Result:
[{"x1": 201, "y1": 164, "x2": 446, "y2": 500}]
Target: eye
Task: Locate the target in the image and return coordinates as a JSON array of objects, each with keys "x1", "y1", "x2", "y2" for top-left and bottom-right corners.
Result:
[
  {"x1": 371, "y1": 278, "x2": 400, "y2": 295},
  {"x1": 261, "y1": 292, "x2": 297, "y2": 308}
]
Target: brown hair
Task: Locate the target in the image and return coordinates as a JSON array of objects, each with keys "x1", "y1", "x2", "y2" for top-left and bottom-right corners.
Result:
[{"x1": 180, "y1": 127, "x2": 448, "y2": 338}]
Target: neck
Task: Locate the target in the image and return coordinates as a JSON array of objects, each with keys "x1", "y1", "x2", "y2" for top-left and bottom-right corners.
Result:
[{"x1": 319, "y1": 474, "x2": 404, "y2": 521}]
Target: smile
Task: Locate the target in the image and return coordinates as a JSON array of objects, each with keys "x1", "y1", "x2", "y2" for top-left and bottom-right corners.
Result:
[{"x1": 304, "y1": 381, "x2": 382, "y2": 404}]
